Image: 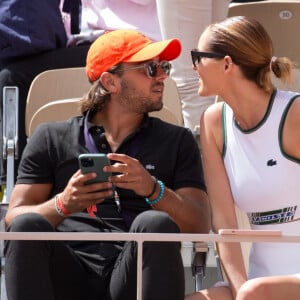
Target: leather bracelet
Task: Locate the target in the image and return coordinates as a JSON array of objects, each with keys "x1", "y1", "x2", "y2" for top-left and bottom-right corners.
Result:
[
  {"x1": 54, "y1": 194, "x2": 71, "y2": 217},
  {"x1": 144, "y1": 176, "x2": 158, "y2": 198},
  {"x1": 144, "y1": 180, "x2": 165, "y2": 205}
]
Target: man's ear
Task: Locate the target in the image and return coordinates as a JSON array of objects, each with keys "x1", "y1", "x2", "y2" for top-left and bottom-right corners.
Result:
[{"x1": 99, "y1": 72, "x2": 118, "y2": 93}]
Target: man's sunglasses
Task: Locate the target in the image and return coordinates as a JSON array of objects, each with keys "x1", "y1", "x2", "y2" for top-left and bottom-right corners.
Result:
[
  {"x1": 191, "y1": 50, "x2": 225, "y2": 67},
  {"x1": 120, "y1": 60, "x2": 172, "y2": 78}
]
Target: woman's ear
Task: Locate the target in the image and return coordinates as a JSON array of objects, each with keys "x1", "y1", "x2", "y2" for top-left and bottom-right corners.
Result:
[
  {"x1": 224, "y1": 55, "x2": 233, "y2": 70},
  {"x1": 99, "y1": 72, "x2": 118, "y2": 93}
]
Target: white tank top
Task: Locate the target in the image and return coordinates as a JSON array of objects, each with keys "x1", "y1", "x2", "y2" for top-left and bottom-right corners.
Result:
[{"x1": 223, "y1": 90, "x2": 300, "y2": 278}]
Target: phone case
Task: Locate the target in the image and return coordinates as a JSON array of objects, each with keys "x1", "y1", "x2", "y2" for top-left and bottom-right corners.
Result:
[{"x1": 78, "y1": 153, "x2": 112, "y2": 184}]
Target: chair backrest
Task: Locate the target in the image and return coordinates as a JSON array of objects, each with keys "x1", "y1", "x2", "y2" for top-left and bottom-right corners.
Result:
[
  {"x1": 28, "y1": 98, "x2": 180, "y2": 137},
  {"x1": 228, "y1": 1, "x2": 300, "y2": 93},
  {"x1": 228, "y1": 1, "x2": 300, "y2": 67},
  {"x1": 25, "y1": 67, "x2": 183, "y2": 137},
  {"x1": 25, "y1": 67, "x2": 91, "y2": 136},
  {"x1": 162, "y1": 75, "x2": 183, "y2": 125},
  {"x1": 28, "y1": 98, "x2": 80, "y2": 137}
]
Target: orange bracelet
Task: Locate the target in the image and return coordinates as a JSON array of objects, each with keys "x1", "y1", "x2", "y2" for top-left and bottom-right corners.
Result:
[{"x1": 54, "y1": 194, "x2": 71, "y2": 217}]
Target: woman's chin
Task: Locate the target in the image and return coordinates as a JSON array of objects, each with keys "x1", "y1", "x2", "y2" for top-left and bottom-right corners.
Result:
[
  {"x1": 197, "y1": 87, "x2": 207, "y2": 97},
  {"x1": 198, "y1": 87, "x2": 214, "y2": 98}
]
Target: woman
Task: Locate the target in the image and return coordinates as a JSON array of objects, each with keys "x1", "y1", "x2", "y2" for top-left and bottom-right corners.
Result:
[{"x1": 187, "y1": 16, "x2": 300, "y2": 300}]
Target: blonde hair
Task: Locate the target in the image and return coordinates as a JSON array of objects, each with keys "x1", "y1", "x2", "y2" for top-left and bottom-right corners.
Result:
[{"x1": 205, "y1": 16, "x2": 292, "y2": 92}]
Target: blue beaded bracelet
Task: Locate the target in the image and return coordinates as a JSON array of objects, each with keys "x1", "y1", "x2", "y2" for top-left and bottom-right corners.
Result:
[{"x1": 144, "y1": 180, "x2": 165, "y2": 205}]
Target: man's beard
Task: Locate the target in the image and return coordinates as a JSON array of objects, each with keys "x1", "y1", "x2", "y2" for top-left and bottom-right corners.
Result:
[{"x1": 119, "y1": 80, "x2": 164, "y2": 113}]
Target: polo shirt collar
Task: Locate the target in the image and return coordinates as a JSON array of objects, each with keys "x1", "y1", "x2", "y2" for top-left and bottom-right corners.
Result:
[{"x1": 84, "y1": 110, "x2": 150, "y2": 134}]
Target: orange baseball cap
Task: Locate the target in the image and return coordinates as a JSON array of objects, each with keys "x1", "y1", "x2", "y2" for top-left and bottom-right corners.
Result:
[{"x1": 86, "y1": 29, "x2": 182, "y2": 82}]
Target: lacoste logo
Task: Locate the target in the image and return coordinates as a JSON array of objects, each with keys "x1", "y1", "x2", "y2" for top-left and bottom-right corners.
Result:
[
  {"x1": 267, "y1": 159, "x2": 277, "y2": 166},
  {"x1": 145, "y1": 164, "x2": 155, "y2": 170}
]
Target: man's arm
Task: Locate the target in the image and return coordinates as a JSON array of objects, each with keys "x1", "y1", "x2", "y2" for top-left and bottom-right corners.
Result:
[
  {"x1": 5, "y1": 183, "x2": 64, "y2": 228},
  {"x1": 106, "y1": 152, "x2": 210, "y2": 233},
  {"x1": 152, "y1": 186, "x2": 210, "y2": 233},
  {"x1": 5, "y1": 170, "x2": 114, "y2": 228}
]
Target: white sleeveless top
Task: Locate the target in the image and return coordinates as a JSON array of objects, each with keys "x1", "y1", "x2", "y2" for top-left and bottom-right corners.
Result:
[{"x1": 223, "y1": 90, "x2": 300, "y2": 278}]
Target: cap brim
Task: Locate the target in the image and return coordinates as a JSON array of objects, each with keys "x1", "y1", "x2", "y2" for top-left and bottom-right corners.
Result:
[{"x1": 124, "y1": 38, "x2": 181, "y2": 63}]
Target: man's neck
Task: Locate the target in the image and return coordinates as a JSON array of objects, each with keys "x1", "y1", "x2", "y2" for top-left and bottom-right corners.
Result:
[{"x1": 91, "y1": 111, "x2": 145, "y2": 152}]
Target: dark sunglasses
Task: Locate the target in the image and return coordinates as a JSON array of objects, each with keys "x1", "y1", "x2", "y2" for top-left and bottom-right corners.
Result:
[
  {"x1": 121, "y1": 60, "x2": 172, "y2": 78},
  {"x1": 191, "y1": 50, "x2": 225, "y2": 67}
]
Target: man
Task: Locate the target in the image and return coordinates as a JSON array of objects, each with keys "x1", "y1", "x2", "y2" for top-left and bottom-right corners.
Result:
[
  {"x1": 4, "y1": 29, "x2": 210, "y2": 300},
  {"x1": 0, "y1": 0, "x2": 161, "y2": 185}
]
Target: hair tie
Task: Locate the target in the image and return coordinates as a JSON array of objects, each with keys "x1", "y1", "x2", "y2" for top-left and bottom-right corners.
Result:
[
  {"x1": 270, "y1": 56, "x2": 277, "y2": 70},
  {"x1": 271, "y1": 56, "x2": 277, "y2": 63}
]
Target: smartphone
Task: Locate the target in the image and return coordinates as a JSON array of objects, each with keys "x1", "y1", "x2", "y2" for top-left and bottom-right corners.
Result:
[
  {"x1": 78, "y1": 153, "x2": 112, "y2": 185},
  {"x1": 218, "y1": 229, "x2": 282, "y2": 236}
]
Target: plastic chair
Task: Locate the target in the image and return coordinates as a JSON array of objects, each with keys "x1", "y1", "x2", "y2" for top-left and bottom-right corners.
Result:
[
  {"x1": 28, "y1": 98, "x2": 181, "y2": 137},
  {"x1": 25, "y1": 67, "x2": 184, "y2": 137},
  {"x1": 228, "y1": 1, "x2": 300, "y2": 66},
  {"x1": 228, "y1": 0, "x2": 300, "y2": 93},
  {"x1": 25, "y1": 67, "x2": 91, "y2": 136}
]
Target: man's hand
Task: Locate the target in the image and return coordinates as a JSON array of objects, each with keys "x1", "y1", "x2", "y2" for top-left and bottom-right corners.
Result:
[
  {"x1": 105, "y1": 153, "x2": 155, "y2": 197},
  {"x1": 60, "y1": 170, "x2": 114, "y2": 213}
]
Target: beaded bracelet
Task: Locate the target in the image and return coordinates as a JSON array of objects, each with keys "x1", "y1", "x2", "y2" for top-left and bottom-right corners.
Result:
[
  {"x1": 54, "y1": 194, "x2": 71, "y2": 217},
  {"x1": 144, "y1": 180, "x2": 165, "y2": 205},
  {"x1": 144, "y1": 176, "x2": 158, "y2": 198}
]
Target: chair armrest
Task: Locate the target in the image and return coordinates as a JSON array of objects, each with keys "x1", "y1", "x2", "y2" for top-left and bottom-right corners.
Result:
[
  {"x1": 191, "y1": 241, "x2": 209, "y2": 291},
  {"x1": 2, "y1": 87, "x2": 19, "y2": 203}
]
